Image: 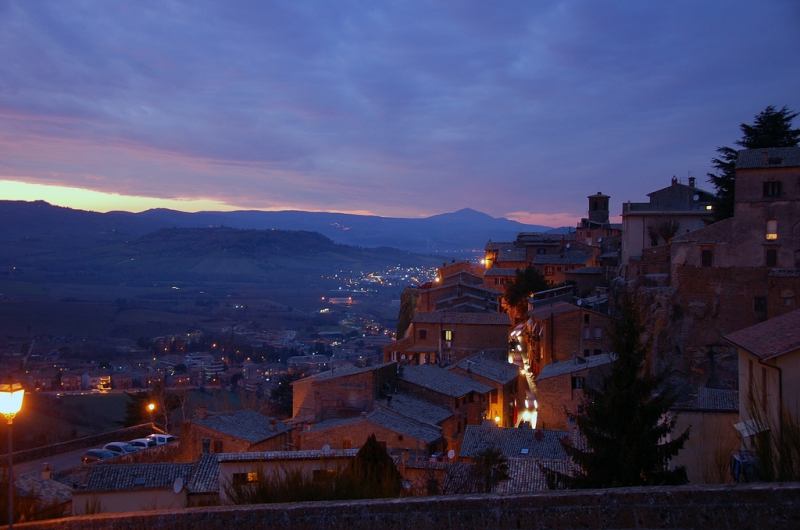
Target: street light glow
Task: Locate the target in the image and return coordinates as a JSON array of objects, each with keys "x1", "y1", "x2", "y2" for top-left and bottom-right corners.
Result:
[{"x1": 0, "y1": 384, "x2": 24, "y2": 421}]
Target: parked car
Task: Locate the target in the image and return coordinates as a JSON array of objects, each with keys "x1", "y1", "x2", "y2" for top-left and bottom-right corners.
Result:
[
  {"x1": 146, "y1": 434, "x2": 177, "y2": 446},
  {"x1": 81, "y1": 448, "x2": 116, "y2": 464},
  {"x1": 103, "y1": 442, "x2": 139, "y2": 455},
  {"x1": 129, "y1": 438, "x2": 157, "y2": 449}
]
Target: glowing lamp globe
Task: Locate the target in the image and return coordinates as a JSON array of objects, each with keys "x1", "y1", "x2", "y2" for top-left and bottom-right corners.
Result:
[{"x1": 0, "y1": 383, "x2": 24, "y2": 421}]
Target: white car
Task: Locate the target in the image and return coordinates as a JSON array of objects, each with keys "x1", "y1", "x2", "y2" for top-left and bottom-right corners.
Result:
[
  {"x1": 129, "y1": 438, "x2": 157, "y2": 449},
  {"x1": 104, "y1": 442, "x2": 139, "y2": 455},
  {"x1": 146, "y1": 434, "x2": 177, "y2": 446}
]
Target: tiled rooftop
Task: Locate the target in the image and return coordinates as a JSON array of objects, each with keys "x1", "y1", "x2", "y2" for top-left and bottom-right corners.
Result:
[
  {"x1": 293, "y1": 361, "x2": 395, "y2": 383},
  {"x1": 533, "y1": 251, "x2": 591, "y2": 265},
  {"x1": 460, "y1": 424, "x2": 569, "y2": 461},
  {"x1": 724, "y1": 309, "x2": 800, "y2": 360},
  {"x1": 194, "y1": 410, "x2": 289, "y2": 444},
  {"x1": 673, "y1": 387, "x2": 738, "y2": 412},
  {"x1": 454, "y1": 354, "x2": 519, "y2": 384},
  {"x1": 380, "y1": 393, "x2": 453, "y2": 425},
  {"x1": 736, "y1": 147, "x2": 800, "y2": 169},
  {"x1": 412, "y1": 311, "x2": 510, "y2": 326},
  {"x1": 16, "y1": 472, "x2": 72, "y2": 506},
  {"x1": 83, "y1": 462, "x2": 193, "y2": 492},
  {"x1": 400, "y1": 364, "x2": 492, "y2": 397},
  {"x1": 217, "y1": 449, "x2": 359, "y2": 462},
  {"x1": 494, "y1": 458, "x2": 574, "y2": 494},
  {"x1": 536, "y1": 353, "x2": 615, "y2": 381},
  {"x1": 187, "y1": 453, "x2": 219, "y2": 494},
  {"x1": 530, "y1": 301, "x2": 581, "y2": 320},
  {"x1": 368, "y1": 407, "x2": 443, "y2": 444},
  {"x1": 484, "y1": 267, "x2": 518, "y2": 277}
]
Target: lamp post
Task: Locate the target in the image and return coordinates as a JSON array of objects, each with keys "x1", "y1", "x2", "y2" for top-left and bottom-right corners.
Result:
[{"x1": 0, "y1": 384, "x2": 24, "y2": 530}]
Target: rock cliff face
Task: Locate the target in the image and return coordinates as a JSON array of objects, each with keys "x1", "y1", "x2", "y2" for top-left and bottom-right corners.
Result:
[{"x1": 630, "y1": 278, "x2": 739, "y2": 390}]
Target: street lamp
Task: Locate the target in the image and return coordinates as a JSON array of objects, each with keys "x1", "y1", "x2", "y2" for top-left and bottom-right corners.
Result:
[{"x1": 0, "y1": 384, "x2": 24, "y2": 529}]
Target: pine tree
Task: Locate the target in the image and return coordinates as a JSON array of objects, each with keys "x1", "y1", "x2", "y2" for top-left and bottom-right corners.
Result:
[
  {"x1": 554, "y1": 295, "x2": 689, "y2": 488},
  {"x1": 708, "y1": 105, "x2": 799, "y2": 220},
  {"x1": 347, "y1": 434, "x2": 402, "y2": 498}
]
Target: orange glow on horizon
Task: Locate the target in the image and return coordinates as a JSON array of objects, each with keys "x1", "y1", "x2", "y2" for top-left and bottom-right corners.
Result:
[{"x1": 0, "y1": 179, "x2": 377, "y2": 215}]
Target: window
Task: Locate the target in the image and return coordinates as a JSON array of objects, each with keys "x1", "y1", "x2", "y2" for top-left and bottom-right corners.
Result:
[
  {"x1": 213, "y1": 439, "x2": 223, "y2": 453},
  {"x1": 544, "y1": 266, "x2": 554, "y2": 276},
  {"x1": 490, "y1": 389, "x2": 498, "y2": 404},
  {"x1": 583, "y1": 314, "x2": 590, "y2": 324},
  {"x1": 571, "y1": 376, "x2": 585, "y2": 389},
  {"x1": 593, "y1": 327, "x2": 602, "y2": 339},
  {"x1": 766, "y1": 248, "x2": 777, "y2": 267},
  {"x1": 397, "y1": 434, "x2": 404, "y2": 441},
  {"x1": 754, "y1": 296, "x2": 768, "y2": 321},
  {"x1": 766, "y1": 220, "x2": 778, "y2": 240},
  {"x1": 233, "y1": 471, "x2": 259, "y2": 485},
  {"x1": 583, "y1": 327, "x2": 590, "y2": 339},
  {"x1": 701, "y1": 249, "x2": 713, "y2": 267},
  {"x1": 763, "y1": 181, "x2": 782, "y2": 198},
  {"x1": 583, "y1": 349, "x2": 590, "y2": 356},
  {"x1": 418, "y1": 329, "x2": 427, "y2": 340},
  {"x1": 443, "y1": 329, "x2": 453, "y2": 342},
  {"x1": 593, "y1": 349, "x2": 601, "y2": 356}
]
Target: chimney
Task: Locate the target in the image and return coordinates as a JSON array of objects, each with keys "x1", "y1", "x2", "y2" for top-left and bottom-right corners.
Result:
[
  {"x1": 688, "y1": 176, "x2": 696, "y2": 188},
  {"x1": 671, "y1": 176, "x2": 678, "y2": 185},
  {"x1": 41, "y1": 463, "x2": 52, "y2": 481}
]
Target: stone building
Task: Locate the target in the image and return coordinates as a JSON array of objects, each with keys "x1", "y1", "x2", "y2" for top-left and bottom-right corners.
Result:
[
  {"x1": 72, "y1": 455, "x2": 218, "y2": 515},
  {"x1": 622, "y1": 176, "x2": 715, "y2": 277},
  {"x1": 297, "y1": 407, "x2": 444, "y2": 454},
  {"x1": 385, "y1": 311, "x2": 510, "y2": 366},
  {"x1": 725, "y1": 308, "x2": 800, "y2": 447},
  {"x1": 526, "y1": 302, "x2": 612, "y2": 372},
  {"x1": 182, "y1": 410, "x2": 291, "y2": 457},
  {"x1": 664, "y1": 147, "x2": 800, "y2": 385},
  {"x1": 534, "y1": 353, "x2": 615, "y2": 430},
  {"x1": 398, "y1": 364, "x2": 491, "y2": 452},
  {"x1": 670, "y1": 387, "x2": 739, "y2": 484},
  {"x1": 450, "y1": 353, "x2": 524, "y2": 428},
  {"x1": 416, "y1": 267, "x2": 499, "y2": 313}
]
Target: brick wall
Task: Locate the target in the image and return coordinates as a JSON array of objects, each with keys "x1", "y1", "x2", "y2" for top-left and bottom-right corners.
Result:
[{"x1": 17, "y1": 483, "x2": 800, "y2": 530}]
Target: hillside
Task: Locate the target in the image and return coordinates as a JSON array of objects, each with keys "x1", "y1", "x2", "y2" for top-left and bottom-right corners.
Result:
[{"x1": 0, "y1": 201, "x2": 563, "y2": 252}]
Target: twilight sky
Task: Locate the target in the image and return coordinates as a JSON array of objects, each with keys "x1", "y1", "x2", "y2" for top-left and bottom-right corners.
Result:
[{"x1": 1, "y1": 1, "x2": 798, "y2": 226}]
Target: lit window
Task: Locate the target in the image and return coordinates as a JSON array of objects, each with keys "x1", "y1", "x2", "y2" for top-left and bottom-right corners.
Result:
[
  {"x1": 763, "y1": 181, "x2": 782, "y2": 198},
  {"x1": 443, "y1": 329, "x2": 453, "y2": 342},
  {"x1": 766, "y1": 220, "x2": 778, "y2": 241},
  {"x1": 705, "y1": 204, "x2": 713, "y2": 211}
]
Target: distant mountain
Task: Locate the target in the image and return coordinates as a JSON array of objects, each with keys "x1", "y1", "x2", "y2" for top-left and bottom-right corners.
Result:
[{"x1": 0, "y1": 201, "x2": 564, "y2": 252}]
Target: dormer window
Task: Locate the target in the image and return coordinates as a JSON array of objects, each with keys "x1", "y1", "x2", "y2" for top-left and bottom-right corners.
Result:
[
  {"x1": 763, "y1": 181, "x2": 782, "y2": 198},
  {"x1": 766, "y1": 220, "x2": 778, "y2": 241}
]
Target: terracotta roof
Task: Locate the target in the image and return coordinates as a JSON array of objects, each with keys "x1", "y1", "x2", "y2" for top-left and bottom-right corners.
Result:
[
  {"x1": 16, "y1": 473, "x2": 72, "y2": 506},
  {"x1": 484, "y1": 267, "x2": 518, "y2": 277},
  {"x1": 454, "y1": 354, "x2": 519, "y2": 384},
  {"x1": 294, "y1": 361, "x2": 395, "y2": 383},
  {"x1": 302, "y1": 408, "x2": 443, "y2": 444},
  {"x1": 83, "y1": 462, "x2": 193, "y2": 492},
  {"x1": 186, "y1": 453, "x2": 219, "y2": 494},
  {"x1": 672, "y1": 387, "x2": 738, "y2": 412},
  {"x1": 536, "y1": 353, "x2": 615, "y2": 381},
  {"x1": 533, "y1": 251, "x2": 591, "y2": 265},
  {"x1": 379, "y1": 393, "x2": 453, "y2": 425},
  {"x1": 412, "y1": 311, "x2": 510, "y2": 326},
  {"x1": 530, "y1": 301, "x2": 580, "y2": 320},
  {"x1": 724, "y1": 309, "x2": 800, "y2": 360},
  {"x1": 460, "y1": 424, "x2": 569, "y2": 460},
  {"x1": 494, "y1": 458, "x2": 575, "y2": 494},
  {"x1": 217, "y1": 449, "x2": 359, "y2": 462},
  {"x1": 194, "y1": 410, "x2": 289, "y2": 444},
  {"x1": 736, "y1": 147, "x2": 800, "y2": 169},
  {"x1": 400, "y1": 364, "x2": 491, "y2": 397}
]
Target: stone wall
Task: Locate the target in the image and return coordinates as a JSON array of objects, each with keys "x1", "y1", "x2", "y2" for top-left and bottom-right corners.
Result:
[{"x1": 17, "y1": 483, "x2": 800, "y2": 530}]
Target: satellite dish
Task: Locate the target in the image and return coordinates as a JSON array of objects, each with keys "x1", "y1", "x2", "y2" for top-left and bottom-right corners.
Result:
[
  {"x1": 447, "y1": 449, "x2": 455, "y2": 460},
  {"x1": 173, "y1": 476, "x2": 184, "y2": 494}
]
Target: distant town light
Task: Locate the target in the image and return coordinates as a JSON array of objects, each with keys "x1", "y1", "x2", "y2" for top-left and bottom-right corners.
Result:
[{"x1": 705, "y1": 205, "x2": 713, "y2": 211}]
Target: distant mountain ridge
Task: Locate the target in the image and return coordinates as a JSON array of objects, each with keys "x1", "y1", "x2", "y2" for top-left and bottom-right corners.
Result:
[{"x1": 0, "y1": 201, "x2": 567, "y2": 252}]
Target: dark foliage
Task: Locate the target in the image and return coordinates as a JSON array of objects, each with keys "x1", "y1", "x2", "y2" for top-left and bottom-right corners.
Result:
[
  {"x1": 269, "y1": 372, "x2": 303, "y2": 418},
  {"x1": 504, "y1": 266, "x2": 549, "y2": 322},
  {"x1": 550, "y1": 295, "x2": 689, "y2": 488},
  {"x1": 471, "y1": 446, "x2": 510, "y2": 492},
  {"x1": 708, "y1": 105, "x2": 799, "y2": 220}
]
